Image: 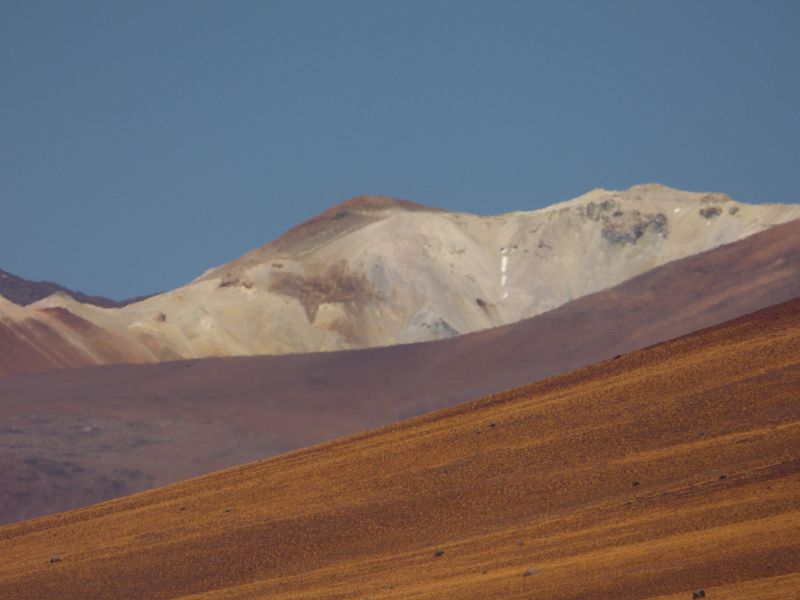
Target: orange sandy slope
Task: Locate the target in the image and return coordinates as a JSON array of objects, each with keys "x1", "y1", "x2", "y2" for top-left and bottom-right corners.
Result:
[{"x1": 1, "y1": 298, "x2": 799, "y2": 599}]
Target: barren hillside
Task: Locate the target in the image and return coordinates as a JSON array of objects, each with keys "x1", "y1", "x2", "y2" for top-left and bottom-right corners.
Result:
[
  {"x1": 2, "y1": 219, "x2": 799, "y2": 523},
  {"x1": 1, "y1": 297, "x2": 798, "y2": 599},
  {"x1": 3, "y1": 184, "x2": 796, "y2": 377}
]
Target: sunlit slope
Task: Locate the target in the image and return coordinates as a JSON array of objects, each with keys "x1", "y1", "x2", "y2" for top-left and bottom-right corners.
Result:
[
  {"x1": 14, "y1": 184, "x2": 800, "y2": 374},
  {"x1": 0, "y1": 296, "x2": 153, "y2": 377},
  {"x1": 1, "y1": 298, "x2": 798, "y2": 599}
]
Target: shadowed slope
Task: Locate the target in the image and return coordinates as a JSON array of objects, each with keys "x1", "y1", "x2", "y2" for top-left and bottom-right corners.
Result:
[
  {"x1": 0, "y1": 268, "x2": 150, "y2": 308},
  {"x1": 1, "y1": 219, "x2": 800, "y2": 523},
  {"x1": 1, "y1": 298, "x2": 798, "y2": 599}
]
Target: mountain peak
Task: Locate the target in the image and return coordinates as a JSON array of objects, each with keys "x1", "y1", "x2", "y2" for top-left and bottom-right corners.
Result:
[
  {"x1": 262, "y1": 195, "x2": 437, "y2": 256},
  {"x1": 625, "y1": 182, "x2": 673, "y2": 193},
  {"x1": 315, "y1": 194, "x2": 436, "y2": 219},
  {"x1": 625, "y1": 183, "x2": 734, "y2": 203}
]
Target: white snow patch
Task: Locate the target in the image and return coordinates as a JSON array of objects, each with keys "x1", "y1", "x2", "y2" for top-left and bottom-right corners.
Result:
[{"x1": 500, "y1": 250, "x2": 510, "y2": 294}]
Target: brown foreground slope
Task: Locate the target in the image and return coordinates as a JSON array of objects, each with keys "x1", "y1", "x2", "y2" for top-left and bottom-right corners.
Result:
[
  {"x1": 1, "y1": 298, "x2": 799, "y2": 599},
  {"x1": 2, "y1": 218, "x2": 800, "y2": 524}
]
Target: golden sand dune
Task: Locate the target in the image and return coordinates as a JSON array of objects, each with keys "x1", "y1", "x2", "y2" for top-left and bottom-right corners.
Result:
[{"x1": 1, "y1": 297, "x2": 798, "y2": 599}]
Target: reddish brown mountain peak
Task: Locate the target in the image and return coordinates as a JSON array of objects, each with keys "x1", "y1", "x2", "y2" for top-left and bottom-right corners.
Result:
[
  {"x1": 317, "y1": 194, "x2": 436, "y2": 219},
  {"x1": 260, "y1": 195, "x2": 437, "y2": 256}
]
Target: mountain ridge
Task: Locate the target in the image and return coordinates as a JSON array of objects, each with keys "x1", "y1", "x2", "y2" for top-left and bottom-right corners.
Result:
[
  {"x1": 2, "y1": 184, "x2": 799, "y2": 379},
  {"x1": 0, "y1": 268, "x2": 151, "y2": 308},
  {"x1": 2, "y1": 217, "x2": 799, "y2": 522}
]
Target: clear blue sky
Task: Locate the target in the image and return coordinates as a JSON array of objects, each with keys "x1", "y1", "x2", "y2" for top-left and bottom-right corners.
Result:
[{"x1": 2, "y1": 1, "x2": 799, "y2": 299}]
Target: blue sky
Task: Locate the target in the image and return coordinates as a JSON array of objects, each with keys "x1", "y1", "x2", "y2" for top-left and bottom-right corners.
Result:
[{"x1": 2, "y1": 1, "x2": 799, "y2": 298}]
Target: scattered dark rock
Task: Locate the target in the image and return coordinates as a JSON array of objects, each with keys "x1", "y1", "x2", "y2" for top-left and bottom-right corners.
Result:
[
  {"x1": 699, "y1": 206, "x2": 722, "y2": 219},
  {"x1": 602, "y1": 211, "x2": 669, "y2": 245},
  {"x1": 419, "y1": 317, "x2": 460, "y2": 338},
  {"x1": 728, "y1": 206, "x2": 739, "y2": 215},
  {"x1": 224, "y1": 508, "x2": 234, "y2": 513},
  {"x1": 692, "y1": 589, "x2": 705, "y2": 599},
  {"x1": 49, "y1": 555, "x2": 61, "y2": 563},
  {"x1": 218, "y1": 275, "x2": 240, "y2": 288},
  {"x1": 632, "y1": 480, "x2": 640, "y2": 487},
  {"x1": 700, "y1": 192, "x2": 730, "y2": 202},
  {"x1": 719, "y1": 474, "x2": 727, "y2": 480},
  {"x1": 434, "y1": 549, "x2": 445, "y2": 557},
  {"x1": 269, "y1": 260, "x2": 376, "y2": 325},
  {"x1": 490, "y1": 422, "x2": 496, "y2": 428},
  {"x1": 219, "y1": 276, "x2": 254, "y2": 290},
  {"x1": 613, "y1": 354, "x2": 622, "y2": 360},
  {"x1": 585, "y1": 200, "x2": 618, "y2": 221},
  {"x1": 523, "y1": 567, "x2": 540, "y2": 577},
  {"x1": 178, "y1": 506, "x2": 187, "y2": 511}
]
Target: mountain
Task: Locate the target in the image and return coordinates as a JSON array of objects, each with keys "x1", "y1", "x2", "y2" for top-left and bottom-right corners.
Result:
[
  {"x1": 2, "y1": 297, "x2": 798, "y2": 599},
  {"x1": 2, "y1": 218, "x2": 799, "y2": 523},
  {"x1": 2, "y1": 184, "x2": 799, "y2": 378},
  {"x1": 0, "y1": 295, "x2": 155, "y2": 378},
  {"x1": 0, "y1": 268, "x2": 148, "y2": 307}
]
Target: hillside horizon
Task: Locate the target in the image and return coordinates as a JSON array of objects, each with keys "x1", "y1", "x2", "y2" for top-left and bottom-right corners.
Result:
[
  {"x1": 2, "y1": 183, "x2": 799, "y2": 382},
  {"x1": 3, "y1": 183, "x2": 797, "y2": 303},
  {"x1": 2, "y1": 217, "x2": 799, "y2": 522},
  {"x1": 2, "y1": 296, "x2": 798, "y2": 598}
]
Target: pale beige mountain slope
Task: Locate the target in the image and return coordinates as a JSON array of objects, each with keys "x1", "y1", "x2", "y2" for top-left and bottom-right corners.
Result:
[{"x1": 22, "y1": 184, "x2": 800, "y2": 361}]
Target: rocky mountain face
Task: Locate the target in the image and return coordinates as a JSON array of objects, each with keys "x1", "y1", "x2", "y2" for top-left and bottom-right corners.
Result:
[{"x1": 2, "y1": 184, "x2": 799, "y2": 376}]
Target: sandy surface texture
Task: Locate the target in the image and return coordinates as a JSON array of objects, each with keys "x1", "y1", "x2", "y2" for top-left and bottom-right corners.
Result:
[{"x1": 0, "y1": 297, "x2": 798, "y2": 599}]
